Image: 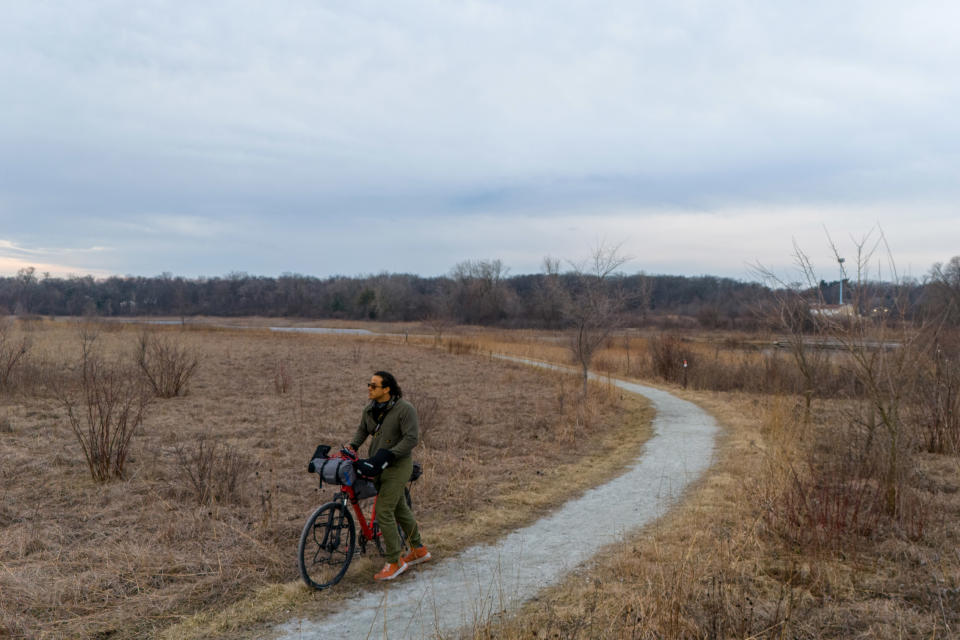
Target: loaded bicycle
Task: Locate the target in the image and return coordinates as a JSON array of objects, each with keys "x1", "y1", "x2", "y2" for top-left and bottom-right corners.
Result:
[{"x1": 298, "y1": 445, "x2": 421, "y2": 590}]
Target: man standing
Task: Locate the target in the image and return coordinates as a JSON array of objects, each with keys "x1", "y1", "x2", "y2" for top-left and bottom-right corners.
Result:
[{"x1": 349, "y1": 370, "x2": 430, "y2": 581}]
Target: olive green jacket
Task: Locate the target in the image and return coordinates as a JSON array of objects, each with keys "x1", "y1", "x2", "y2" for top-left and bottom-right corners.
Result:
[{"x1": 350, "y1": 397, "x2": 420, "y2": 460}]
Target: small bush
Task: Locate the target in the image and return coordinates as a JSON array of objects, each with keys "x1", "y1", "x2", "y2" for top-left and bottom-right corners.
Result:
[
  {"x1": 446, "y1": 338, "x2": 479, "y2": 355},
  {"x1": 774, "y1": 448, "x2": 886, "y2": 550},
  {"x1": 910, "y1": 333, "x2": 960, "y2": 454},
  {"x1": 55, "y1": 354, "x2": 152, "y2": 481},
  {"x1": 764, "y1": 405, "x2": 926, "y2": 552},
  {"x1": 137, "y1": 330, "x2": 199, "y2": 398},
  {"x1": 272, "y1": 360, "x2": 291, "y2": 395},
  {"x1": 174, "y1": 434, "x2": 253, "y2": 506},
  {"x1": 647, "y1": 333, "x2": 693, "y2": 384},
  {"x1": 0, "y1": 318, "x2": 31, "y2": 391}
]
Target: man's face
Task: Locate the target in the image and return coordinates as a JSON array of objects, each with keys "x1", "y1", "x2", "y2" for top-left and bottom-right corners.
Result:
[{"x1": 368, "y1": 375, "x2": 391, "y2": 403}]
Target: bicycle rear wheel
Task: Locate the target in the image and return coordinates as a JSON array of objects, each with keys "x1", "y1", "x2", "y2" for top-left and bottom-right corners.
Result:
[{"x1": 298, "y1": 502, "x2": 355, "y2": 590}]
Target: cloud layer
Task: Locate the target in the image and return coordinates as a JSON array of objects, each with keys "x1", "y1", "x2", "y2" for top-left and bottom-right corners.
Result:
[{"x1": 1, "y1": 1, "x2": 957, "y2": 279}]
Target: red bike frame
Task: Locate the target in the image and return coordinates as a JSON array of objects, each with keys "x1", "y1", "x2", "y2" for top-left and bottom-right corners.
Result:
[
  {"x1": 325, "y1": 449, "x2": 385, "y2": 547},
  {"x1": 299, "y1": 447, "x2": 419, "y2": 590}
]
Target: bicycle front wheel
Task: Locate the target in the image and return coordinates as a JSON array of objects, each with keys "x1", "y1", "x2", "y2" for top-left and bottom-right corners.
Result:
[{"x1": 298, "y1": 502, "x2": 355, "y2": 590}]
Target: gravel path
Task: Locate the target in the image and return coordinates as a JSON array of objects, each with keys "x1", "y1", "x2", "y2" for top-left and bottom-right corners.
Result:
[{"x1": 271, "y1": 368, "x2": 718, "y2": 639}]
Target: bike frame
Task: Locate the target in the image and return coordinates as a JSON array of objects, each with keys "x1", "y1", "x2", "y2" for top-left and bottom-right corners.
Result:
[
  {"x1": 299, "y1": 448, "x2": 419, "y2": 590},
  {"x1": 323, "y1": 450, "x2": 383, "y2": 545},
  {"x1": 332, "y1": 485, "x2": 382, "y2": 543}
]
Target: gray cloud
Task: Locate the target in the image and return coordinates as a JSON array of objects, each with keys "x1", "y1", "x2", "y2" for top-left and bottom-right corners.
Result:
[{"x1": 1, "y1": 1, "x2": 957, "y2": 279}]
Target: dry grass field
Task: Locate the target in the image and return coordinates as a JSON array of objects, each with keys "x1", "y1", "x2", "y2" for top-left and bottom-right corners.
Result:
[
  {"x1": 2, "y1": 317, "x2": 958, "y2": 639},
  {"x1": 468, "y1": 390, "x2": 960, "y2": 638},
  {"x1": 0, "y1": 319, "x2": 649, "y2": 639},
  {"x1": 466, "y1": 333, "x2": 960, "y2": 639}
]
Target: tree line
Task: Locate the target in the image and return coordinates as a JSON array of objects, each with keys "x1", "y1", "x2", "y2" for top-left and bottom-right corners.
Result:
[{"x1": 1, "y1": 256, "x2": 957, "y2": 329}]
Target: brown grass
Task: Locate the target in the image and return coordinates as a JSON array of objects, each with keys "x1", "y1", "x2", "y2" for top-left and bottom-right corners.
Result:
[
  {"x1": 473, "y1": 388, "x2": 960, "y2": 639},
  {"x1": 5, "y1": 318, "x2": 956, "y2": 639},
  {"x1": 0, "y1": 319, "x2": 646, "y2": 639}
]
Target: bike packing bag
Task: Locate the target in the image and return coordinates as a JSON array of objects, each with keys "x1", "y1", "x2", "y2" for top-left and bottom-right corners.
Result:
[
  {"x1": 352, "y1": 477, "x2": 378, "y2": 500},
  {"x1": 314, "y1": 458, "x2": 356, "y2": 486}
]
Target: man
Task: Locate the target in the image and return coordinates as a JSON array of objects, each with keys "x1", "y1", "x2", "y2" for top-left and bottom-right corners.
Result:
[{"x1": 348, "y1": 370, "x2": 430, "y2": 581}]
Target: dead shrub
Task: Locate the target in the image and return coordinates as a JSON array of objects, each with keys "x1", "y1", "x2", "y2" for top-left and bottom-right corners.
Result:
[
  {"x1": 647, "y1": 333, "x2": 693, "y2": 384},
  {"x1": 0, "y1": 415, "x2": 12, "y2": 433},
  {"x1": 772, "y1": 445, "x2": 886, "y2": 551},
  {"x1": 446, "y1": 338, "x2": 479, "y2": 355},
  {"x1": 272, "y1": 359, "x2": 291, "y2": 395},
  {"x1": 685, "y1": 349, "x2": 813, "y2": 396},
  {"x1": 549, "y1": 377, "x2": 615, "y2": 444},
  {"x1": 910, "y1": 333, "x2": 960, "y2": 454},
  {"x1": 137, "y1": 330, "x2": 199, "y2": 398},
  {"x1": 174, "y1": 434, "x2": 254, "y2": 506},
  {"x1": 54, "y1": 353, "x2": 152, "y2": 482},
  {"x1": 764, "y1": 404, "x2": 928, "y2": 553},
  {"x1": 0, "y1": 318, "x2": 31, "y2": 391}
]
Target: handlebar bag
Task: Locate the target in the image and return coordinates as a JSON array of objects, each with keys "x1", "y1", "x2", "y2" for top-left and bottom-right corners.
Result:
[{"x1": 314, "y1": 458, "x2": 356, "y2": 486}]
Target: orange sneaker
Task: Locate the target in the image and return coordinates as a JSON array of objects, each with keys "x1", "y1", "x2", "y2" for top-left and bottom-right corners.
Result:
[
  {"x1": 402, "y1": 545, "x2": 431, "y2": 566},
  {"x1": 374, "y1": 559, "x2": 408, "y2": 581}
]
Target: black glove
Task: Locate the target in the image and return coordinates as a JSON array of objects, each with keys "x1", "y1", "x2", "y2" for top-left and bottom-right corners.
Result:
[
  {"x1": 356, "y1": 448, "x2": 396, "y2": 478},
  {"x1": 307, "y1": 444, "x2": 331, "y2": 473}
]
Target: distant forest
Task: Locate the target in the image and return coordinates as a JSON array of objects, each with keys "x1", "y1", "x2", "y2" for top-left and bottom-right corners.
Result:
[{"x1": 1, "y1": 257, "x2": 955, "y2": 330}]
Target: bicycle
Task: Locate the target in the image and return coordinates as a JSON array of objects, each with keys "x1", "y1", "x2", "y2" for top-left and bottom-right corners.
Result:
[{"x1": 298, "y1": 445, "x2": 421, "y2": 590}]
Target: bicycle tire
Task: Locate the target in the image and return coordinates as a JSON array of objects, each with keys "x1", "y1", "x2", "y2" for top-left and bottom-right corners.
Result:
[
  {"x1": 372, "y1": 486, "x2": 413, "y2": 556},
  {"x1": 298, "y1": 502, "x2": 355, "y2": 590}
]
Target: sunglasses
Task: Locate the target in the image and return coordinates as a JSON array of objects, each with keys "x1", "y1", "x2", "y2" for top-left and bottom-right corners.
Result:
[{"x1": 367, "y1": 383, "x2": 383, "y2": 389}]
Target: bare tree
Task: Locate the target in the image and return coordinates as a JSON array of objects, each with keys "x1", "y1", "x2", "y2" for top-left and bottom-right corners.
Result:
[
  {"x1": 761, "y1": 228, "x2": 927, "y2": 515},
  {"x1": 754, "y1": 239, "x2": 829, "y2": 426},
  {"x1": 423, "y1": 312, "x2": 454, "y2": 347},
  {"x1": 913, "y1": 256, "x2": 960, "y2": 453},
  {"x1": 567, "y1": 242, "x2": 629, "y2": 395},
  {"x1": 635, "y1": 270, "x2": 654, "y2": 325},
  {"x1": 821, "y1": 229, "x2": 932, "y2": 513},
  {"x1": 450, "y1": 259, "x2": 511, "y2": 325},
  {"x1": 925, "y1": 256, "x2": 960, "y2": 326},
  {"x1": 531, "y1": 256, "x2": 570, "y2": 329}
]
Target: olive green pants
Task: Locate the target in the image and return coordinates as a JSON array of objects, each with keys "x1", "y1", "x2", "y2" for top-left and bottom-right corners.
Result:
[{"x1": 375, "y1": 457, "x2": 422, "y2": 563}]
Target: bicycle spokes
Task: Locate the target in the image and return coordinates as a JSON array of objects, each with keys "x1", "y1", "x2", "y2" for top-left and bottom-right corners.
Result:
[
  {"x1": 298, "y1": 503, "x2": 356, "y2": 590},
  {"x1": 315, "y1": 510, "x2": 343, "y2": 553}
]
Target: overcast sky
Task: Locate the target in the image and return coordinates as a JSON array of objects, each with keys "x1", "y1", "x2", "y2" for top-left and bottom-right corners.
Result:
[{"x1": 1, "y1": 1, "x2": 957, "y2": 282}]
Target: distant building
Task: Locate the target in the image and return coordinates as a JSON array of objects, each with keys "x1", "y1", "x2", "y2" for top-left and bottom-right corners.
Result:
[{"x1": 810, "y1": 303, "x2": 856, "y2": 317}]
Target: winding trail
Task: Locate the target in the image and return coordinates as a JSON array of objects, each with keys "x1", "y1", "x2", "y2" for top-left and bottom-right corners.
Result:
[{"x1": 272, "y1": 364, "x2": 718, "y2": 639}]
